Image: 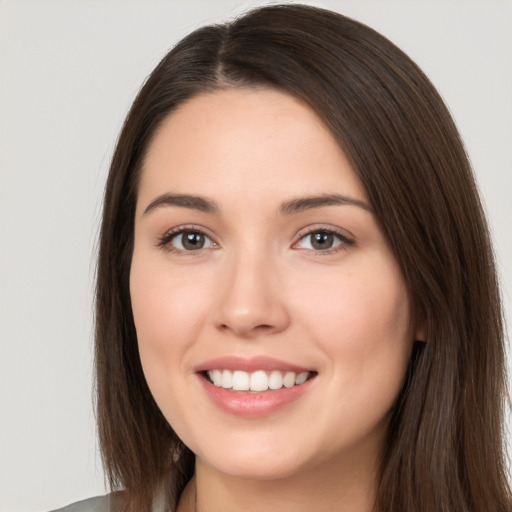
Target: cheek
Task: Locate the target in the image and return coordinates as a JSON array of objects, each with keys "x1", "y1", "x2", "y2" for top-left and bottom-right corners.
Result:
[
  {"x1": 298, "y1": 255, "x2": 410, "y2": 342},
  {"x1": 129, "y1": 255, "x2": 210, "y2": 357},
  {"x1": 296, "y1": 253, "x2": 413, "y2": 400},
  {"x1": 129, "y1": 252, "x2": 212, "y2": 426},
  {"x1": 128, "y1": 263, "x2": 211, "y2": 444}
]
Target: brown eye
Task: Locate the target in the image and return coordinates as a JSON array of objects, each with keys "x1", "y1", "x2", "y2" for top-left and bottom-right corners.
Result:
[
  {"x1": 310, "y1": 232, "x2": 335, "y2": 250},
  {"x1": 295, "y1": 229, "x2": 350, "y2": 252},
  {"x1": 181, "y1": 231, "x2": 205, "y2": 250},
  {"x1": 166, "y1": 230, "x2": 215, "y2": 251}
]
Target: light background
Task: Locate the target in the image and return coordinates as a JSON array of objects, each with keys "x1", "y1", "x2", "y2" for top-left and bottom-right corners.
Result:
[{"x1": 1, "y1": 1, "x2": 511, "y2": 511}]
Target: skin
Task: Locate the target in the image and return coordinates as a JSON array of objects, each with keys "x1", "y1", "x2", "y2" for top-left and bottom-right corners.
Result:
[{"x1": 130, "y1": 88, "x2": 421, "y2": 512}]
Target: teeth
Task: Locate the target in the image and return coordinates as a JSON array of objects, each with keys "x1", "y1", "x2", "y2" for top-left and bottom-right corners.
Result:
[
  {"x1": 268, "y1": 370, "x2": 282, "y2": 390},
  {"x1": 232, "y1": 370, "x2": 249, "y2": 391},
  {"x1": 283, "y1": 371, "x2": 296, "y2": 388},
  {"x1": 221, "y1": 369, "x2": 232, "y2": 389},
  {"x1": 250, "y1": 370, "x2": 268, "y2": 392},
  {"x1": 206, "y1": 369, "x2": 311, "y2": 391},
  {"x1": 295, "y1": 371, "x2": 308, "y2": 385},
  {"x1": 210, "y1": 369, "x2": 222, "y2": 386}
]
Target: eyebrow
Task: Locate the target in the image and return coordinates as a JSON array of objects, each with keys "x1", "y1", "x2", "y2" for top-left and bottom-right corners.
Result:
[
  {"x1": 142, "y1": 192, "x2": 372, "y2": 216},
  {"x1": 143, "y1": 193, "x2": 219, "y2": 215},
  {"x1": 279, "y1": 194, "x2": 372, "y2": 215}
]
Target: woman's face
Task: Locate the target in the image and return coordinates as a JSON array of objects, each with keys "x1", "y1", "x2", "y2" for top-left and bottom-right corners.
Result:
[{"x1": 130, "y1": 88, "x2": 417, "y2": 480}]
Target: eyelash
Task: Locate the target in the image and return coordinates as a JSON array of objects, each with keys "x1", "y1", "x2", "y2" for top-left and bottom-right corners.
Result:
[
  {"x1": 156, "y1": 226, "x2": 217, "y2": 254},
  {"x1": 293, "y1": 226, "x2": 354, "y2": 255},
  {"x1": 157, "y1": 226, "x2": 354, "y2": 255}
]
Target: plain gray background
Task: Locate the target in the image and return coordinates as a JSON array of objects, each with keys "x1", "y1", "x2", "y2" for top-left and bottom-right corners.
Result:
[{"x1": 1, "y1": 1, "x2": 511, "y2": 511}]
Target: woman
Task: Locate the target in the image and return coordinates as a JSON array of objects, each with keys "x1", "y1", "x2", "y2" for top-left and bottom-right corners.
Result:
[{"x1": 62, "y1": 4, "x2": 510, "y2": 511}]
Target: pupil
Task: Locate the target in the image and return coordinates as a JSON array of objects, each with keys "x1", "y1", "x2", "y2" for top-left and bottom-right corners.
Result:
[
  {"x1": 183, "y1": 232, "x2": 204, "y2": 250},
  {"x1": 311, "y1": 232, "x2": 333, "y2": 250}
]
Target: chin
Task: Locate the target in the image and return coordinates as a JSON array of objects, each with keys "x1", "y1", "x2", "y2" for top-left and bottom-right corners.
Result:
[
  {"x1": 187, "y1": 429, "x2": 327, "y2": 482},
  {"x1": 197, "y1": 452, "x2": 310, "y2": 481}
]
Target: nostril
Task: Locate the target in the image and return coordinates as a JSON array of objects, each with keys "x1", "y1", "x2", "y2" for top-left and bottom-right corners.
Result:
[
  {"x1": 214, "y1": 291, "x2": 291, "y2": 337},
  {"x1": 218, "y1": 322, "x2": 279, "y2": 337},
  {"x1": 256, "y1": 324, "x2": 274, "y2": 330}
]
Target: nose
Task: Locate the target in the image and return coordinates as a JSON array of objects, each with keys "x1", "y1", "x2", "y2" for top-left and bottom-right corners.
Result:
[{"x1": 213, "y1": 251, "x2": 290, "y2": 338}]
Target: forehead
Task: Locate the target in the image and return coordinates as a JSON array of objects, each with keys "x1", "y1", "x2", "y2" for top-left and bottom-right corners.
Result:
[{"x1": 138, "y1": 88, "x2": 367, "y2": 209}]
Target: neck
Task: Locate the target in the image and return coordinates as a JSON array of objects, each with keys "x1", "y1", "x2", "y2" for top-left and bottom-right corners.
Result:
[{"x1": 177, "y1": 452, "x2": 381, "y2": 512}]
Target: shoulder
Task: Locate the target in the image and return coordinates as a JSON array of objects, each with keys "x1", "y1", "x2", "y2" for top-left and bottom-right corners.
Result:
[{"x1": 48, "y1": 492, "x2": 124, "y2": 512}]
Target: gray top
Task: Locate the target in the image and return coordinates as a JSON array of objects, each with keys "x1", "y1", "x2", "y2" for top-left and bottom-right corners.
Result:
[{"x1": 49, "y1": 493, "x2": 124, "y2": 512}]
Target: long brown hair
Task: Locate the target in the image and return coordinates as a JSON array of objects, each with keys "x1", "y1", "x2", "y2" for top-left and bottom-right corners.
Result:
[{"x1": 95, "y1": 4, "x2": 510, "y2": 511}]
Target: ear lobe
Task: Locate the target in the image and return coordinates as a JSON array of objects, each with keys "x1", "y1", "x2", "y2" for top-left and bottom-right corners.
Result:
[{"x1": 414, "y1": 322, "x2": 427, "y2": 343}]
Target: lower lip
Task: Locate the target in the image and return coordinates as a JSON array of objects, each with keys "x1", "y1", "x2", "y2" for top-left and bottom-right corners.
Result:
[{"x1": 198, "y1": 375, "x2": 315, "y2": 418}]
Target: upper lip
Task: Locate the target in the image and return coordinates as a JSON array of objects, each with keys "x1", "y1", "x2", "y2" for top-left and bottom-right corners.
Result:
[{"x1": 194, "y1": 356, "x2": 313, "y2": 374}]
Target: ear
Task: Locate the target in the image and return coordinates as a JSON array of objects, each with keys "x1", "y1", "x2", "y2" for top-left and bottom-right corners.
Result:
[
  {"x1": 414, "y1": 318, "x2": 427, "y2": 343},
  {"x1": 411, "y1": 303, "x2": 427, "y2": 342}
]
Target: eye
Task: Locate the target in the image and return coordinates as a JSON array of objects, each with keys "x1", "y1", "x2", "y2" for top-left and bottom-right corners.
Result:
[
  {"x1": 294, "y1": 229, "x2": 351, "y2": 252},
  {"x1": 159, "y1": 228, "x2": 216, "y2": 252}
]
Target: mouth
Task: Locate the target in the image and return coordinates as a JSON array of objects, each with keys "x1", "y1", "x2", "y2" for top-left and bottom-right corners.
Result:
[
  {"x1": 202, "y1": 369, "x2": 316, "y2": 392},
  {"x1": 195, "y1": 356, "x2": 317, "y2": 417}
]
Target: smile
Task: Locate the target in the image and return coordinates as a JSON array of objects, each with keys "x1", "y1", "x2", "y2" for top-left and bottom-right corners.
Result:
[
  {"x1": 206, "y1": 369, "x2": 312, "y2": 392},
  {"x1": 195, "y1": 356, "x2": 317, "y2": 417}
]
